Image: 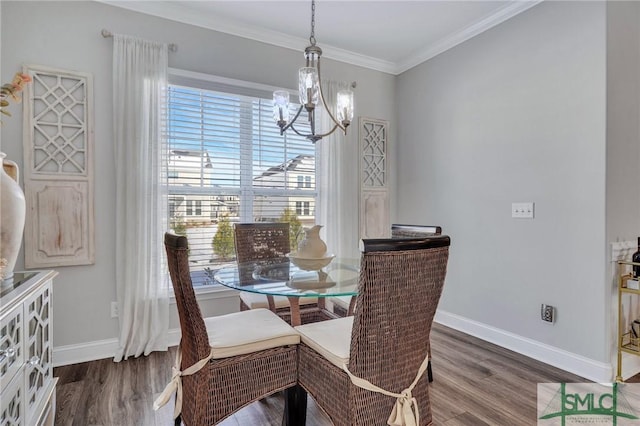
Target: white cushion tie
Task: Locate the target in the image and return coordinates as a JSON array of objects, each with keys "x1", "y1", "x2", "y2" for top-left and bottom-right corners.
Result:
[
  {"x1": 342, "y1": 353, "x2": 430, "y2": 426},
  {"x1": 153, "y1": 345, "x2": 215, "y2": 419}
]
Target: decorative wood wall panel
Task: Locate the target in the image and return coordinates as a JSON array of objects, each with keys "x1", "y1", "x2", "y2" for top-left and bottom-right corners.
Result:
[
  {"x1": 22, "y1": 64, "x2": 94, "y2": 267},
  {"x1": 359, "y1": 117, "x2": 389, "y2": 239}
]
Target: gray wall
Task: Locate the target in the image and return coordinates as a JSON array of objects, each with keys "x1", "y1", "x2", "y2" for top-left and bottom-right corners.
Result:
[
  {"x1": 0, "y1": 1, "x2": 396, "y2": 349},
  {"x1": 606, "y1": 1, "x2": 640, "y2": 368},
  {"x1": 606, "y1": 3, "x2": 640, "y2": 251},
  {"x1": 396, "y1": 1, "x2": 608, "y2": 361}
]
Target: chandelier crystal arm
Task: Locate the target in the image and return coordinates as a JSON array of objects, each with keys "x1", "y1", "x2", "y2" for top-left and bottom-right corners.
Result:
[
  {"x1": 305, "y1": 123, "x2": 342, "y2": 139},
  {"x1": 288, "y1": 122, "x2": 341, "y2": 144},
  {"x1": 278, "y1": 104, "x2": 306, "y2": 135},
  {"x1": 316, "y1": 58, "x2": 349, "y2": 133}
]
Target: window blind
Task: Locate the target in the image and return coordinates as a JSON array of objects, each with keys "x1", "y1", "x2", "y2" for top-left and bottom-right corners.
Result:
[{"x1": 166, "y1": 82, "x2": 317, "y2": 279}]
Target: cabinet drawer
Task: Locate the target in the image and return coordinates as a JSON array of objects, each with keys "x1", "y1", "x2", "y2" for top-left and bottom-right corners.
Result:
[
  {"x1": 0, "y1": 366, "x2": 25, "y2": 426},
  {"x1": 0, "y1": 271, "x2": 56, "y2": 426},
  {"x1": 0, "y1": 304, "x2": 24, "y2": 391},
  {"x1": 24, "y1": 281, "x2": 52, "y2": 421}
]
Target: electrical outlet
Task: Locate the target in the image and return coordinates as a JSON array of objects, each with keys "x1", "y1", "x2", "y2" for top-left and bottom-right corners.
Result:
[
  {"x1": 541, "y1": 304, "x2": 554, "y2": 323},
  {"x1": 111, "y1": 301, "x2": 119, "y2": 318},
  {"x1": 512, "y1": 202, "x2": 535, "y2": 219}
]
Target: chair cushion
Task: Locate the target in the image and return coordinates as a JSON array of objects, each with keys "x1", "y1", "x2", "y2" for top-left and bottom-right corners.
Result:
[
  {"x1": 295, "y1": 316, "x2": 353, "y2": 368},
  {"x1": 205, "y1": 308, "x2": 300, "y2": 359},
  {"x1": 240, "y1": 292, "x2": 318, "y2": 309}
]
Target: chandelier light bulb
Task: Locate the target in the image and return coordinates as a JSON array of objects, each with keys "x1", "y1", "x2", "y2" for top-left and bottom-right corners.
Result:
[
  {"x1": 336, "y1": 90, "x2": 354, "y2": 124},
  {"x1": 273, "y1": 90, "x2": 290, "y2": 124},
  {"x1": 298, "y1": 67, "x2": 319, "y2": 108}
]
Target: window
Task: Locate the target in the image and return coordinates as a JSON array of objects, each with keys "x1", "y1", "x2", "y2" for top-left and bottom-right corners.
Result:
[
  {"x1": 166, "y1": 72, "x2": 317, "y2": 285},
  {"x1": 295, "y1": 201, "x2": 311, "y2": 216}
]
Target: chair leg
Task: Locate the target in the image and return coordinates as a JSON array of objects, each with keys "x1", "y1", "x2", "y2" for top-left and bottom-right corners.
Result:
[
  {"x1": 283, "y1": 384, "x2": 307, "y2": 426},
  {"x1": 427, "y1": 360, "x2": 433, "y2": 383}
]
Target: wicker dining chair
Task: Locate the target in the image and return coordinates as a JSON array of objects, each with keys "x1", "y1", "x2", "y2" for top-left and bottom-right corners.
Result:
[
  {"x1": 155, "y1": 233, "x2": 300, "y2": 426},
  {"x1": 295, "y1": 235, "x2": 450, "y2": 426},
  {"x1": 234, "y1": 222, "x2": 323, "y2": 324},
  {"x1": 331, "y1": 224, "x2": 443, "y2": 382}
]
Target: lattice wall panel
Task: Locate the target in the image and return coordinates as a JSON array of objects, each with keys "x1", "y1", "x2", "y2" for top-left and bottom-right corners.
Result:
[
  {"x1": 359, "y1": 117, "x2": 389, "y2": 239},
  {"x1": 23, "y1": 64, "x2": 94, "y2": 267},
  {"x1": 30, "y1": 72, "x2": 88, "y2": 176},
  {"x1": 361, "y1": 120, "x2": 387, "y2": 188}
]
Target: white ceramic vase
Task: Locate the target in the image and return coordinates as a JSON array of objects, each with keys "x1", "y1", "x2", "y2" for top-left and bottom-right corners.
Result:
[
  {"x1": 297, "y1": 225, "x2": 327, "y2": 258},
  {"x1": 0, "y1": 152, "x2": 26, "y2": 281}
]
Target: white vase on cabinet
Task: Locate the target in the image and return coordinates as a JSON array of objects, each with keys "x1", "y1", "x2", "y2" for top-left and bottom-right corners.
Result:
[{"x1": 0, "y1": 152, "x2": 26, "y2": 281}]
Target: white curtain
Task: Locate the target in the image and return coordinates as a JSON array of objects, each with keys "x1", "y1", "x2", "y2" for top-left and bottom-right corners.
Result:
[
  {"x1": 316, "y1": 80, "x2": 360, "y2": 260},
  {"x1": 112, "y1": 34, "x2": 169, "y2": 361}
]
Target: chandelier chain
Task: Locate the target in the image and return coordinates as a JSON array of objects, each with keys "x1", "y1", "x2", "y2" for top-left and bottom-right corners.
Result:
[{"x1": 309, "y1": 0, "x2": 316, "y2": 45}]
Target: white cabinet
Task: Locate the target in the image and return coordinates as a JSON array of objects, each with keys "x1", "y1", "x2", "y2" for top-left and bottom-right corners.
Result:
[{"x1": 0, "y1": 271, "x2": 57, "y2": 426}]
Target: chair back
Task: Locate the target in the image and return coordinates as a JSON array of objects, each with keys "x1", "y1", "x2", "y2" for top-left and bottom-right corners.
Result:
[
  {"x1": 233, "y1": 222, "x2": 291, "y2": 261},
  {"x1": 164, "y1": 233, "x2": 211, "y2": 365},
  {"x1": 349, "y1": 235, "x2": 450, "y2": 422},
  {"x1": 391, "y1": 223, "x2": 442, "y2": 237},
  {"x1": 234, "y1": 222, "x2": 291, "y2": 283}
]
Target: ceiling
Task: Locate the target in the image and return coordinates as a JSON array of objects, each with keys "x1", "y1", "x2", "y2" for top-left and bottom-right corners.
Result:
[{"x1": 101, "y1": 0, "x2": 542, "y2": 75}]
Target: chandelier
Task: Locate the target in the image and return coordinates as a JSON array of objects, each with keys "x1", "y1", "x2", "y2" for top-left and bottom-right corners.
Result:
[{"x1": 273, "y1": 0, "x2": 355, "y2": 143}]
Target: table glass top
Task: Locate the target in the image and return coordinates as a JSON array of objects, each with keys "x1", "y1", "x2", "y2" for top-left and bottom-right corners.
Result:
[{"x1": 210, "y1": 257, "x2": 360, "y2": 297}]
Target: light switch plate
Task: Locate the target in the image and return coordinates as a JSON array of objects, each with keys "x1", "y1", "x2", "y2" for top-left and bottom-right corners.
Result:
[{"x1": 512, "y1": 202, "x2": 534, "y2": 219}]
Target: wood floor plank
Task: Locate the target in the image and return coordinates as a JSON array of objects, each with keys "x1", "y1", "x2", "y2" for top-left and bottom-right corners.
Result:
[
  {"x1": 443, "y1": 411, "x2": 490, "y2": 426},
  {"x1": 54, "y1": 382, "x2": 84, "y2": 426},
  {"x1": 53, "y1": 323, "x2": 588, "y2": 425}
]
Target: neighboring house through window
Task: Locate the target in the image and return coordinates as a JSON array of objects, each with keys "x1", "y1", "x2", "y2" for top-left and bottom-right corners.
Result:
[{"x1": 166, "y1": 70, "x2": 317, "y2": 287}]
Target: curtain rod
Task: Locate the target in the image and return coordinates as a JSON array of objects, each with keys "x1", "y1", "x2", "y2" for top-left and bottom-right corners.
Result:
[{"x1": 101, "y1": 29, "x2": 178, "y2": 52}]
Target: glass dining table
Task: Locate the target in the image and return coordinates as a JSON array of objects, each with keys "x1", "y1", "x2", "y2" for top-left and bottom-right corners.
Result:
[{"x1": 209, "y1": 257, "x2": 360, "y2": 326}]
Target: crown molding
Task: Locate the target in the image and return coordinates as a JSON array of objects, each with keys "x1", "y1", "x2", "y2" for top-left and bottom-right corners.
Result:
[
  {"x1": 99, "y1": 0, "x2": 398, "y2": 74},
  {"x1": 395, "y1": 0, "x2": 543, "y2": 74},
  {"x1": 99, "y1": 0, "x2": 542, "y2": 76}
]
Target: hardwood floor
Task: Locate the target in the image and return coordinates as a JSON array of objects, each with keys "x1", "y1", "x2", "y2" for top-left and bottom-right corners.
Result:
[{"x1": 53, "y1": 323, "x2": 585, "y2": 425}]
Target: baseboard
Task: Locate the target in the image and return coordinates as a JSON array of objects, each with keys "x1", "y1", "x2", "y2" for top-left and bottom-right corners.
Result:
[
  {"x1": 435, "y1": 310, "x2": 613, "y2": 383},
  {"x1": 53, "y1": 337, "x2": 120, "y2": 367},
  {"x1": 53, "y1": 328, "x2": 184, "y2": 367},
  {"x1": 167, "y1": 327, "x2": 181, "y2": 347}
]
